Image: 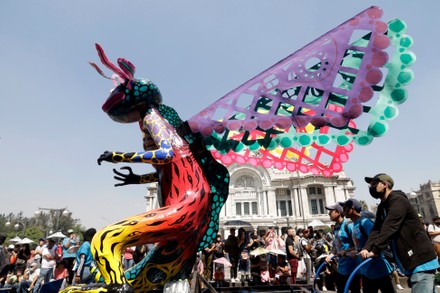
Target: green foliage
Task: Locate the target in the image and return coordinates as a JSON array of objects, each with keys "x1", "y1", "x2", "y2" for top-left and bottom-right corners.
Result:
[
  {"x1": 0, "y1": 211, "x2": 85, "y2": 248},
  {"x1": 359, "y1": 200, "x2": 369, "y2": 211}
]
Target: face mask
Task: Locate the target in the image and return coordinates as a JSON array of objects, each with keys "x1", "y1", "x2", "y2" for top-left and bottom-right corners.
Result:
[{"x1": 369, "y1": 185, "x2": 386, "y2": 199}]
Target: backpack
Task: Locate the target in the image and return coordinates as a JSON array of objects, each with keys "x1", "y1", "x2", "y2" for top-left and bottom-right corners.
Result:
[
  {"x1": 358, "y1": 211, "x2": 395, "y2": 261},
  {"x1": 296, "y1": 239, "x2": 305, "y2": 259},
  {"x1": 343, "y1": 221, "x2": 355, "y2": 248}
]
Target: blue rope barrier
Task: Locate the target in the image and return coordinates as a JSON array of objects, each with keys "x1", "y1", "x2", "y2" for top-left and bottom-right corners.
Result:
[
  {"x1": 313, "y1": 255, "x2": 335, "y2": 292},
  {"x1": 343, "y1": 258, "x2": 372, "y2": 293}
]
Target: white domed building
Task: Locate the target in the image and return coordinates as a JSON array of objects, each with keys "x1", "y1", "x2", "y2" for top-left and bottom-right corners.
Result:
[{"x1": 145, "y1": 163, "x2": 355, "y2": 236}]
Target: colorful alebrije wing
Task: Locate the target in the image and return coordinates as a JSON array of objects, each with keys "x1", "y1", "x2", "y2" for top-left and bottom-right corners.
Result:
[{"x1": 188, "y1": 6, "x2": 415, "y2": 177}]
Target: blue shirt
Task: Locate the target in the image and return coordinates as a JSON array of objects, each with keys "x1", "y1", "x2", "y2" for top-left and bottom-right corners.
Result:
[
  {"x1": 62, "y1": 237, "x2": 78, "y2": 258},
  {"x1": 333, "y1": 219, "x2": 358, "y2": 275},
  {"x1": 76, "y1": 241, "x2": 94, "y2": 267},
  {"x1": 352, "y1": 217, "x2": 393, "y2": 279},
  {"x1": 408, "y1": 258, "x2": 439, "y2": 275}
]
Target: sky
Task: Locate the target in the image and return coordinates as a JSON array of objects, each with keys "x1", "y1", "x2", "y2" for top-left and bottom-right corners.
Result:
[{"x1": 1, "y1": 1, "x2": 439, "y2": 230}]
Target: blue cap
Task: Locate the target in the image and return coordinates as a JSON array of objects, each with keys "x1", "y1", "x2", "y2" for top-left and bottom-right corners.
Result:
[{"x1": 339, "y1": 198, "x2": 362, "y2": 212}]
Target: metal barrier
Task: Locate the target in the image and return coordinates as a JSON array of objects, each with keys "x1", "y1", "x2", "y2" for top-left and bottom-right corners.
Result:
[{"x1": 313, "y1": 255, "x2": 335, "y2": 292}]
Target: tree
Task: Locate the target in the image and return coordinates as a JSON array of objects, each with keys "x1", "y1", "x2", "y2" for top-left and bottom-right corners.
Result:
[
  {"x1": 0, "y1": 211, "x2": 85, "y2": 246},
  {"x1": 359, "y1": 200, "x2": 369, "y2": 211}
]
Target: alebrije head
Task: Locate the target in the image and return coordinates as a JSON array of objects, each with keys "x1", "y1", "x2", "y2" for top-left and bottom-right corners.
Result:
[{"x1": 90, "y1": 43, "x2": 162, "y2": 123}]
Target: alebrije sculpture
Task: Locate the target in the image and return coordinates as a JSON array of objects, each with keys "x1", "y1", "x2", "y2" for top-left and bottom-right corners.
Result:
[{"x1": 61, "y1": 6, "x2": 414, "y2": 292}]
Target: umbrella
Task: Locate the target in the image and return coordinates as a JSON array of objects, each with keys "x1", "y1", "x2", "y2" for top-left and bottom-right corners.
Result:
[
  {"x1": 315, "y1": 253, "x2": 329, "y2": 261},
  {"x1": 307, "y1": 219, "x2": 330, "y2": 228},
  {"x1": 268, "y1": 248, "x2": 286, "y2": 256},
  {"x1": 224, "y1": 220, "x2": 252, "y2": 227},
  {"x1": 47, "y1": 231, "x2": 67, "y2": 239},
  {"x1": 213, "y1": 257, "x2": 232, "y2": 267},
  {"x1": 8, "y1": 236, "x2": 22, "y2": 243},
  {"x1": 250, "y1": 247, "x2": 269, "y2": 256},
  {"x1": 17, "y1": 237, "x2": 34, "y2": 245}
]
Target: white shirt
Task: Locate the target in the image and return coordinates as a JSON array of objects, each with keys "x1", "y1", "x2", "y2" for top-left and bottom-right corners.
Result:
[
  {"x1": 34, "y1": 244, "x2": 45, "y2": 261},
  {"x1": 41, "y1": 246, "x2": 57, "y2": 269},
  {"x1": 29, "y1": 268, "x2": 40, "y2": 280},
  {"x1": 300, "y1": 238, "x2": 311, "y2": 259},
  {"x1": 428, "y1": 224, "x2": 440, "y2": 244}
]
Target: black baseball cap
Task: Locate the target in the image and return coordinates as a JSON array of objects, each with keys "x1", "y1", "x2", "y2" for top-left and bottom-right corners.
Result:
[{"x1": 339, "y1": 198, "x2": 362, "y2": 212}]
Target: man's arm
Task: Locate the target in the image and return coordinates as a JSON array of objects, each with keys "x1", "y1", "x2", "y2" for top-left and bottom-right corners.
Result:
[
  {"x1": 43, "y1": 249, "x2": 58, "y2": 262},
  {"x1": 75, "y1": 254, "x2": 86, "y2": 283},
  {"x1": 98, "y1": 110, "x2": 175, "y2": 166}
]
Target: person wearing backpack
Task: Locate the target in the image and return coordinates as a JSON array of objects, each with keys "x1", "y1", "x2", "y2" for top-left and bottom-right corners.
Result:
[
  {"x1": 360, "y1": 173, "x2": 439, "y2": 293},
  {"x1": 299, "y1": 229, "x2": 315, "y2": 285},
  {"x1": 324, "y1": 203, "x2": 360, "y2": 293},
  {"x1": 339, "y1": 198, "x2": 395, "y2": 292}
]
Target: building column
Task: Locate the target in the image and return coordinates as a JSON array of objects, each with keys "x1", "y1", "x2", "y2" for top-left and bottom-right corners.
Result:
[
  {"x1": 263, "y1": 190, "x2": 268, "y2": 216},
  {"x1": 299, "y1": 186, "x2": 309, "y2": 222},
  {"x1": 267, "y1": 187, "x2": 277, "y2": 216},
  {"x1": 257, "y1": 190, "x2": 264, "y2": 216},
  {"x1": 291, "y1": 187, "x2": 301, "y2": 218},
  {"x1": 145, "y1": 184, "x2": 158, "y2": 211}
]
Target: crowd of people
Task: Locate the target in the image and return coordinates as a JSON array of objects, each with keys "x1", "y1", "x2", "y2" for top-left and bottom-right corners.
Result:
[
  {"x1": 195, "y1": 224, "x2": 336, "y2": 288},
  {"x1": 0, "y1": 228, "x2": 98, "y2": 292},
  {"x1": 2, "y1": 172, "x2": 440, "y2": 293},
  {"x1": 196, "y1": 173, "x2": 440, "y2": 293}
]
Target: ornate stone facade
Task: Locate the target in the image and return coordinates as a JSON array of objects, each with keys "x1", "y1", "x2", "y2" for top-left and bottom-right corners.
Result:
[
  {"x1": 409, "y1": 180, "x2": 440, "y2": 223},
  {"x1": 145, "y1": 163, "x2": 355, "y2": 236}
]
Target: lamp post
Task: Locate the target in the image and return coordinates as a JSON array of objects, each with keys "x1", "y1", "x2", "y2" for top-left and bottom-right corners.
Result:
[
  {"x1": 35, "y1": 207, "x2": 72, "y2": 235},
  {"x1": 296, "y1": 171, "x2": 307, "y2": 228},
  {"x1": 5, "y1": 215, "x2": 31, "y2": 238},
  {"x1": 14, "y1": 223, "x2": 20, "y2": 236}
]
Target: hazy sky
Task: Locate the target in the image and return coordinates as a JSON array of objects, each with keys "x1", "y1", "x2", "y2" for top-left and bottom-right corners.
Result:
[{"x1": 1, "y1": 1, "x2": 439, "y2": 230}]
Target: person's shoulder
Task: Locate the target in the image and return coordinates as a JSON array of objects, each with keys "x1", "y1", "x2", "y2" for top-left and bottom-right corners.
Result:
[
  {"x1": 389, "y1": 190, "x2": 409, "y2": 201},
  {"x1": 343, "y1": 219, "x2": 353, "y2": 228}
]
